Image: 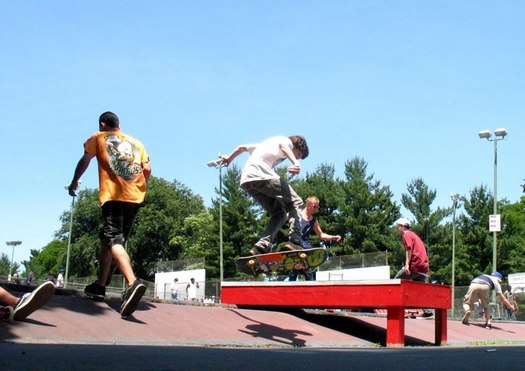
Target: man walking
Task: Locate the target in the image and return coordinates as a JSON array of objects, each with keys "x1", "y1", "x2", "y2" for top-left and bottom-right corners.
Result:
[{"x1": 68, "y1": 111, "x2": 151, "y2": 318}]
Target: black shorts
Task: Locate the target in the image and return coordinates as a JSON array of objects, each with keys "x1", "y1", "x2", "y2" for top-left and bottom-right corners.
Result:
[{"x1": 100, "y1": 201, "x2": 140, "y2": 247}]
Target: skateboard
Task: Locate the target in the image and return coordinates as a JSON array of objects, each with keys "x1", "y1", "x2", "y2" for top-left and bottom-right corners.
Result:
[{"x1": 235, "y1": 247, "x2": 328, "y2": 276}]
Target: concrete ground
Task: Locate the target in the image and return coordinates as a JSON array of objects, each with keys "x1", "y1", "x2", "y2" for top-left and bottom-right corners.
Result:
[
  {"x1": 1, "y1": 285, "x2": 524, "y2": 370},
  {"x1": 2, "y1": 286, "x2": 524, "y2": 348}
]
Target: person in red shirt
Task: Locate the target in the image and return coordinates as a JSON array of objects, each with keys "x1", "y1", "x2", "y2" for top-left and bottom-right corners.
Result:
[{"x1": 394, "y1": 218, "x2": 430, "y2": 282}]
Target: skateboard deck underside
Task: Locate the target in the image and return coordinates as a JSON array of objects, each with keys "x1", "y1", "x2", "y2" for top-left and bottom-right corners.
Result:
[{"x1": 235, "y1": 248, "x2": 328, "y2": 276}]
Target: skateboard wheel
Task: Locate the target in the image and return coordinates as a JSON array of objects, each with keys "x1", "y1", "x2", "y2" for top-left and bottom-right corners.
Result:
[
  {"x1": 248, "y1": 259, "x2": 256, "y2": 266},
  {"x1": 299, "y1": 253, "x2": 307, "y2": 259}
]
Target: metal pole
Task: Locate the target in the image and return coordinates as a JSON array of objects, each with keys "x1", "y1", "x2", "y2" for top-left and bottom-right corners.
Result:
[
  {"x1": 207, "y1": 158, "x2": 224, "y2": 283},
  {"x1": 65, "y1": 194, "x2": 76, "y2": 288},
  {"x1": 492, "y1": 138, "x2": 498, "y2": 275},
  {"x1": 451, "y1": 203, "x2": 456, "y2": 318},
  {"x1": 219, "y1": 165, "x2": 224, "y2": 283},
  {"x1": 6, "y1": 241, "x2": 22, "y2": 280},
  {"x1": 491, "y1": 138, "x2": 498, "y2": 305}
]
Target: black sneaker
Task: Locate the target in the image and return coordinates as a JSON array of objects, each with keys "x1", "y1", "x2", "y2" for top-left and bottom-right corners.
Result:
[
  {"x1": 248, "y1": 245, "x2": 268, "y2": 256},
  {"x1": 13, "y1": 281, "x2": 55, "y2": 321},
  {"x1": 120, "y1": 280, "x2": 146, "y2": 318},
  {"x1": 462, "y1": 310, "x2": 471, "y2": 325},
  {"x1": 84, "y1": 282, "x2": 106, "y2": 300},
  {"x1": 484, "y1": 324, "x2": 492, "y2": 330},
  {"x1": 421, "y1": 311, "x2": 434, "y2": 319},
  {"x1": 285, "y1": 240, "x2": 303, "y2": 250}
]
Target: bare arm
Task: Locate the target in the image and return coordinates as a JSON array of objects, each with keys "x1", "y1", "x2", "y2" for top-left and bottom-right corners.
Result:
[
  {"x1": 142, "y1": 161, "x2": 151, "y2": 182},
  {"x1": 279, "y1": 143, "x2": 301, "y2": 175},
  {"x1": 404, "y1": 249, "x2": 412, "y2": 274},
  {"x1": 498, "y1": 292, "x2": 516, "y2": 312},
  {"x1": 68, "y1": 151, "x2": 95, "y2": 196},
  {"x1": 220, "y1": 145, "x2": 249, "y2": 166},
  {"x1": 312, "y1": 220, "x2": 342, "y2": 242}
]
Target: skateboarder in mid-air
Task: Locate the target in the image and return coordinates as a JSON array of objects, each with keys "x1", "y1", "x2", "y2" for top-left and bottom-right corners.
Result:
[{"x1": 219, "y1": 135, "x2": 309, "y2": 255}]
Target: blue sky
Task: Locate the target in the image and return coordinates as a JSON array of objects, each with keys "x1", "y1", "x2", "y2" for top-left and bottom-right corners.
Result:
[{"x1": 1, "y1": 1, "x2": 524, "y2": 270}]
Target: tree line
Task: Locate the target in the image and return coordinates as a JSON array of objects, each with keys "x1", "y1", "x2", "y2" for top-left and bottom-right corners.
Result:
[{"x1": 6, "y1": 157, "x2": 525, "y2": 285}]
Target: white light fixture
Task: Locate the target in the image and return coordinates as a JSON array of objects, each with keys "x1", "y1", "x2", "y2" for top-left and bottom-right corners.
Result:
[
  {"x1": 494, "y1": 128, "x2": 508, "y2": 138},
  {"x1": 478, "y1": 130, "x2": 491, "y2": 139}
]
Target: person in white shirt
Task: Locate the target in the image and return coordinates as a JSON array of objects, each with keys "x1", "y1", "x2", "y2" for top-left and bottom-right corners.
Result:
[
  {"x1": 220, "y1": 135, "x2": 309, "y2": 255},
  {"x1": 462, "y1": 272, "x2": 516, "y2": 328},
  {"x1": 186, "y1": 278, "x2": 199, "y2": 301},
  {"x1": 56, "y1": 268, "x2": 65, "y2": 288}
]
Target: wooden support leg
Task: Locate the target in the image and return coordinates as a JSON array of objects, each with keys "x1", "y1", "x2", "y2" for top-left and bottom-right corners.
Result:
[
  {"x1": 434, "y1": 308, "x2": 448, "y2": 345},
  {"x1": 386, "y1": 306, "x2": 405, "y2": 347}
]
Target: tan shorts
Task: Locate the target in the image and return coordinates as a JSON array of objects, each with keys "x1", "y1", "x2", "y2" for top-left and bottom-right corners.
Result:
[{"x1": 463, "y1": 282, "x2": 490, "y2": 310}]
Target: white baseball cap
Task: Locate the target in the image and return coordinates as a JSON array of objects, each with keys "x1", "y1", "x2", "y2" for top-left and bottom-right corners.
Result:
[{"x1": 394, "y1": 218, "x2": 411, "y2": 227}]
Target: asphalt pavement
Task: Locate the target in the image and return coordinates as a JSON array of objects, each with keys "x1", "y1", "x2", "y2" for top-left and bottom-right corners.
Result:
[{"x1": 1, "y1": 285, "x2": 524, "y2": 370}]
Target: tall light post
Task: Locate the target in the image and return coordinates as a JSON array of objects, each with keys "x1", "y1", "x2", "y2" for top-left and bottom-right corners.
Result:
[
  {"x1": 6, "y1": 241, "x2": 22, "y2": 281},
  {"x1": 478, "y1": 128, "x2": 507, "y2": 278},
  {"x1": 450, "y1": 193, "x2": 464, "y2": 318},
  {"x1": 207, "y1": 157, "x2": 225, "y2": 283},
  {"x1": 64, "y1": 180, "x2": 80, "y2": 289}
]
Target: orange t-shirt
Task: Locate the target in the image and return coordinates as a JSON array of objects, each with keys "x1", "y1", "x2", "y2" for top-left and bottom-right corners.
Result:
[{"x1": 84, "y1": 130, "x2": 149, "y2": 205}]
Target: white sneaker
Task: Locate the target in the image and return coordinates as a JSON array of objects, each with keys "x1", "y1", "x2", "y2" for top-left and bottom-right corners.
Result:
[
  {"x1": 13, "y1": 281, "x2": 55, "y2": 321},
  {"x1": 461, "y1": 310, "x2": 471, "y2": 325}
]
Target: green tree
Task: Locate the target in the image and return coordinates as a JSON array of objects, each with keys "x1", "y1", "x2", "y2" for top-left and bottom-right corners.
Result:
[
  {"x1": 458, "y1": 185, "x2": 495, "y2": 281},
  {"x1": 31, "y1": 176, "x2": 206, "y2": 281},
  {"x1": 293, "y1": 163, "x2": 345, "y2": 251},
  {"x1": 337, "y1": 157, "x2": 400, "y2": 259},
  {"x1": 0, "y1": 253, "x2": 12, "y2": 276},
  {"x1": 497, "y1": 197, "x2": 525, "y2": 274},
  {"x1": 25, "y1": 240, "x2": 68, "y2": 279},
  {"x1": 129, "y1": 177, "x2": 206, "y2": 278},
  {"x1": 400, "y1": 178, "x2": 452, "y2": 283},
  {"x1": 208, "y1": 165, "x2": 259, "y2": 278}
]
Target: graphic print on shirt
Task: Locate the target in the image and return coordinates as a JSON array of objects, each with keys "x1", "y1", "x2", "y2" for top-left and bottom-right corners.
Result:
[{"x1": 105, "y1": 135, "x2": 143, "y2": 180}]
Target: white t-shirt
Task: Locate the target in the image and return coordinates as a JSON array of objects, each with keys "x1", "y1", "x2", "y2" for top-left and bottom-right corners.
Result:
[
  {"x1": 187, "y1": 282, "x2": 198, "y2": 299},
  {"x1": 240, "y1": 136, "x2": 292, "y2": 185},
  {"x1": 56, "y1": 273, "x2": 64, "y2": 288},
  {"x1": 473, "y1": 274, "x2": 503, "y2": 294}
]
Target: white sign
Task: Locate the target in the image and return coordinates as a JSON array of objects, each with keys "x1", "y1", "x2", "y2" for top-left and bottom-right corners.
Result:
[
  {"x1": 508, "y1": 272, "x2": 525, "y2": 293},
  {"x1": 489, "y1": 214, "x2": 501, "y2": 232}
]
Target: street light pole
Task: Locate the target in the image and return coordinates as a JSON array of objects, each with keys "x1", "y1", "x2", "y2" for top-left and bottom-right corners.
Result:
[
  {"x1": 5, "y1": 241, "x2": 22, "y2": 281},
  {"x1": 207, "y1": 157, "x2": 225, "y2": 283},
  {"x1": 64, "y1": 180, "x2": 80, "y2": 289},
  {"x1": 450, "y1": 193, "x2": 464, "y2": 318},
  {"x1": 478, "y1": 128, "x2": 507, "y2": 276},
  {"x1": 65, "y1": 192, "x2": 76, "y2": 289}
]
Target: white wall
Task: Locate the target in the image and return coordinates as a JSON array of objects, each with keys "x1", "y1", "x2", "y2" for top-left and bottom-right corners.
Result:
[
  {"x1": 154, "y1": 269, "x2": 206, "y2": 300},
  {"x1": 508, "y1": 272, "x2": 525, "y2": 293},
  {"x1": 316, "y1": 265, "x2": 391, "y2": 281}
]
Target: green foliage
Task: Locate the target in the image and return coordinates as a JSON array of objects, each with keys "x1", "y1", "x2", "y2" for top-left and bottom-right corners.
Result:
[
  {"x1": 337, "y1": 157, "x2": 400, "y2": 256},
  {"x1": 128, "y1": 177, "x2": 205, "y2": 278},
  {"x1": 26, "y1": 159, "x2": 525, "y2": 284},
  {"x1": 0, "y1": 253, "x2": 13, "y2": 276},
  {"x1": 400, "y1": 178, "x2": 452, "y2": 283},
  {"x1": 25, "y1": 240, "x2": 67, "y2": 279},
  {"x1": 209, "y1": 165, "x2": 260, "y2": 278}
]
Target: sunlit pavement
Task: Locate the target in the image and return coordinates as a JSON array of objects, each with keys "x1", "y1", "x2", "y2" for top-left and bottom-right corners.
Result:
[{"x1": 1, "y1": 287, "x2": 524, "y2": 370}]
